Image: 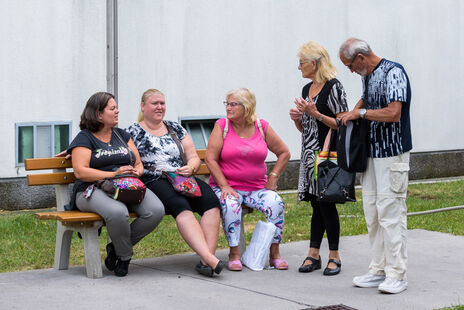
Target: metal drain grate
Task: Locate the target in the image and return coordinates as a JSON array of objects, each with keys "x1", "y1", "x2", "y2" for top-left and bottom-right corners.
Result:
[{"x1": 303, "y1": 305, "x2": 358, "y2": 310}]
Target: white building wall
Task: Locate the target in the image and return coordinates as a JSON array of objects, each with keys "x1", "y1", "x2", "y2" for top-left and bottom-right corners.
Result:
[
  {"x1": 0, "y1": 0, "x2": 106, "y2": 177},
  {"x1": 1, "y1": 0, "x2": 463, "y2": 178}
]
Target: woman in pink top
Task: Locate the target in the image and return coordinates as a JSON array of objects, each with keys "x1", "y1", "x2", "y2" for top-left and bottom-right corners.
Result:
[{"x1": 206, "y1": 87, "x2": 290, "y2": 271}]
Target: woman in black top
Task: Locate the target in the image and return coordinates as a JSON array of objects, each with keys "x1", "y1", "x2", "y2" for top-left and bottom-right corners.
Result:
[
  {"x1": 67, "y1": 92, "x2": 164, "y2": 277},
  {"x1": 289, "y1": 41, "x2": 348, "y2": 276}
]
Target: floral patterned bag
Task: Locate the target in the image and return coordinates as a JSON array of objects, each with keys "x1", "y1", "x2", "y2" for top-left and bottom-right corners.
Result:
[{"x1": 163, "y1": 172, "x2": 202, "y2": 198}]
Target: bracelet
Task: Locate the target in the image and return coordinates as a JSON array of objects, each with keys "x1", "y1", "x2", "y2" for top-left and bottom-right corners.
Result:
[
  {"x1": 188, "y1": 165, "x2": 195, "y2": 175},
  {"x1": 318, "y1": 115, "x2": 325, "y2": 122},
  {"x1": 269, "y1": 172, "x2": 279, "y2": 178}
]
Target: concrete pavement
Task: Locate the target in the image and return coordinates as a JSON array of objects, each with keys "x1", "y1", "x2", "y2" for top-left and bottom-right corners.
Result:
[{"x1": 1, "y1": 229, "x2": 463, "y2": 310}]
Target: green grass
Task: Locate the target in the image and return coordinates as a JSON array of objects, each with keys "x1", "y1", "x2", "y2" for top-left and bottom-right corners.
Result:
[
  {"x1": 1, "y1": 180, "x2": 463, "y2": 273},
  {"x1": 437, "y1": 306, "x2": 464, "y2": 310}
]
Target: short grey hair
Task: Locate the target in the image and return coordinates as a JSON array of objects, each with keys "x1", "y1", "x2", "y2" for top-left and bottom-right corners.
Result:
[{"x1": 340, "y1": 38, "x2": 372, "y2": 61}]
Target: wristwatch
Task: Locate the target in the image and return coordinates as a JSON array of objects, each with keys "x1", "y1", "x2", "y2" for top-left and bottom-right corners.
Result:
[{"x1": 359, "y1": 109, "x2": 367, "y2": 119}]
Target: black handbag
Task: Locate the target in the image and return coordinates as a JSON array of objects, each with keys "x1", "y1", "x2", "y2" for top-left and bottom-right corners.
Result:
[
  {"x1": 336, "y1": 118, "x2": 369, "y2": 173},
  {"x1": 317, "y1": 129, "x2": 356, "y2": 203}
]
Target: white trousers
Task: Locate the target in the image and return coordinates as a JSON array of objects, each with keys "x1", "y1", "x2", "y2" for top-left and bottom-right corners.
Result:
[{"x1": 361, "y1": 151, "x2": 410, "y2": 280}]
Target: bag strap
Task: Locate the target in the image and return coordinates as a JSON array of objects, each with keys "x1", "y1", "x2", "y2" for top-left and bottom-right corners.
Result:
[
  {"x1": 256, "y1": 119, "x2": 265, "y2": 139},
  {"x1": 322, "y1": 129, "x2": 332, "y2": 152},
  {"x1": 113, "y1": 129, "x2": 135, "y2": 166},
  {"x1": 223, "y1": 118, "x2": 265, "y2": 139},
  {"x1": 164, "y1": 121, "x2": 187, "y2": 165},
  {"x1": 223, "y1": 118, "x2": 229, "y2": 139}
]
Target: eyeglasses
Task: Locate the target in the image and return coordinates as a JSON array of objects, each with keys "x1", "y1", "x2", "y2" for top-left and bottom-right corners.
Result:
[
  {"x1": 223, "y1": 101, "x2": 242, "y2": 107},
  {"x1": 346, "y1": 53, "x2": 360, "y2": 70}
]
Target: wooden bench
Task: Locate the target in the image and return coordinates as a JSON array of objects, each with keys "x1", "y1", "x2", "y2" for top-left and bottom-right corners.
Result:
[{"x1": 26, "y1": 150, "x2": 251, "y2": 278}]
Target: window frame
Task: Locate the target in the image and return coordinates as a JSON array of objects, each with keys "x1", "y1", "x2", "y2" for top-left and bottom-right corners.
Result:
[
  {"x1": 178, "y1": 116, "x2": 222, "y2": 149},
  {"x1": 15, "y1": 121, "x2": 72, "y2": 167}
]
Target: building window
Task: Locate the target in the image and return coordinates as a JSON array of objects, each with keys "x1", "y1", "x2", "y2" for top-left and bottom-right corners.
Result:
[
  {"x1": 180, "y1": 117, "x2": 220, "y2": 149},
  {"x1": 15, "y1": 122, "x2": 71, "y2": 166}
]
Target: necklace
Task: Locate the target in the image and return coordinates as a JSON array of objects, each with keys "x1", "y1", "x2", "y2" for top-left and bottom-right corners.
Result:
[{"x1": 94, "y1": 130, "x2": 112, "y2": 146}]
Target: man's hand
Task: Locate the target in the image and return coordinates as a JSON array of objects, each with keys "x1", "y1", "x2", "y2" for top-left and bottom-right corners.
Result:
[{"x1": 338, "y1": 109, "x2": 361, "y2": 126}]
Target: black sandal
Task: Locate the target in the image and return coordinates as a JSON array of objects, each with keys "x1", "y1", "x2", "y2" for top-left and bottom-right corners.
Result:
[
  {"x1": 298, "y1": 256, "x2": 321, "y2": 273},
  {"x1": 323, "y1": 258, "x2": 341, "y2": 276},
  {"x1": 195, "y1": 260, "x2": 225, "y2": 277}
]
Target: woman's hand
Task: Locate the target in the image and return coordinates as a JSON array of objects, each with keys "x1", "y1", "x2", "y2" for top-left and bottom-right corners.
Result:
[
  {"x1": 295, "y1": 97, "x2": 318, "y2": 117},
  {"x1": 289, "y1": 108, "x2": 303, "y2": 121},
  {"x1": 176, "y1": 165, "x2": 194, "y2": 177},
  {"x1": 219, "y1": 185, "x2": 239, "y2": 201},
  {"x1": 55, "y1": 150, "x2": 71, "y2": 159},
  {"x1": 114, "y1": 165, "x2": 140, "y2": 177},
  {"x1": 265, "y1": 175, "x2": 278, "y2": 191}
]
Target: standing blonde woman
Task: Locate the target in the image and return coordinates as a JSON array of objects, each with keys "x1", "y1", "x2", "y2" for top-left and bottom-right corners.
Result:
[
  {"x1": 289, "y1": 41, "x2": 348, "y2": 276},
  {"x1": 126, "y1": 89, "x2": 224, "y2": 277},
  {"x1": 206, "y1": 87, "x2": 290, "y2": 271}
]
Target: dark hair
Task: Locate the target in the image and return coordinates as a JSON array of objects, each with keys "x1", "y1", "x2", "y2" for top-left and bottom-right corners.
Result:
[{"x1": 79, "y1": 92, "x2": 115, "y2": 132}]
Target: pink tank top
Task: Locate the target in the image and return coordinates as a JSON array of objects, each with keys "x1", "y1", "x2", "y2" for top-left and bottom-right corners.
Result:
[{"x1": 209, "y1": 118, "x2": 269, "y2": 191}]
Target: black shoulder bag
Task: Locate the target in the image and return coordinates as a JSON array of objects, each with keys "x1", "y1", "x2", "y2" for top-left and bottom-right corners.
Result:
[{"x1": 317, "y1": 129, "x2": 356, "y2": 203}]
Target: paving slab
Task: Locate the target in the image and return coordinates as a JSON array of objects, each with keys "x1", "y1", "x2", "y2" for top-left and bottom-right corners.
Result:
[{"x1": 0, "y1": 229, "x2": 463, "y2": 310}]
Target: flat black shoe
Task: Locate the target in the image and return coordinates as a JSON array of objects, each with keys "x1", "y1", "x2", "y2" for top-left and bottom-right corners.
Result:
[
  {"x1": 214, "y1": 260, "x2": 225, "y2": 275},
  {"x1": 114, "y1": 258, "x2": 131, "y2": 277},
  {"x1": 195, "y1": 261, "x2": 213, "y2": 277},
  {"x1": 105, "y1": 243, "x2": 117, "y2": 271},
  {"x1": 298, "y1": 256, "x2": 321, "y2": 273},
  {"x1": 323, "y1": 258, "x2": 341, "y2": 276}
]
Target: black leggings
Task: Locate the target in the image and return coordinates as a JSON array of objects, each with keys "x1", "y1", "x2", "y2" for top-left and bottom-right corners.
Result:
[
  {"x1": 144, "y1": 177, "x2": 220, "y2": 218},
  {"x1": 309, "y1": 195, "x2": 340, "y2": 251}
]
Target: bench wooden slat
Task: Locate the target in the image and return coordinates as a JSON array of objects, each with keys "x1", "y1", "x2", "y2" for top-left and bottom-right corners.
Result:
[
  {"x1": 196, "y1": 149, "x2": 206, "y2": 159},
  {"x1": 24, "y1": 157, "x2": 72, "y2": 170},
  {"x1": 197, "y1": 164, "x2": 210, "y2": 175},
  {"x1": 27, "y1": 172, "x2": 75, "y2": 186},
  {"x1": 34, "y1": 211, "x2": 137, "y2": 223}
]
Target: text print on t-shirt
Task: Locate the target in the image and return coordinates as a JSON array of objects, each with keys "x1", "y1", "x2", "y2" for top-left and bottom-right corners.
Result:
[
  {"x1": 94, "y1": 146, "x2": 129, "y2": 159},
  {"x1": 237, "y1": 145, "x2": 254, "y2": 156}
]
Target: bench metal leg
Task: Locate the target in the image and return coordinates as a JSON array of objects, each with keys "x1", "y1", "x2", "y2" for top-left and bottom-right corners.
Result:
[
  {"x1": 81, "y1": 223, "x2": 103, "y2": 278},
  {"x1": 54, "y1": 222, "x2": 73, "y2": 270}
]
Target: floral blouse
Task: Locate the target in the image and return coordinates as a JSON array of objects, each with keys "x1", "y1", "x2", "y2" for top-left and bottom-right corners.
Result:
[{"x1": 126, "y1": 121, "x2": 187, "y2": 182}]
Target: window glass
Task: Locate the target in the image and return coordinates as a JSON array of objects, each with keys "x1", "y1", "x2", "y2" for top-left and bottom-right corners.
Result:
[
  {"x1": 54, "y1": 125, "x2": 70, "y2": 154},
  {"x1": 37, "y1": 125, "x2": 52, "y2": 158},
  {"x1": 202, "y1": 122, "x2": 214, "y2": 139},
  {"x1": 16, "y1": 122, "x2": 71, "y2": 166},
  {"x1": 188, "y1": 123, "x2": 207, "y2": 149},
  {"x1": 18, "y1": 126, "x2": 33, "y2": 163}
]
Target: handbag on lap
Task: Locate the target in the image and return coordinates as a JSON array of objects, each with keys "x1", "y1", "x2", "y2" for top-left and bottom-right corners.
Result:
[{"x1": 162, "y1": 122, "x2": 202, "y2": 198}]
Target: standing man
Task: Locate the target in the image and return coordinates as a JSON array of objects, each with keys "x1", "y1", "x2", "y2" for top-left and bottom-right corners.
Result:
[{"x1": 339, "y1": 38, "x2": 412, "y2": 294}]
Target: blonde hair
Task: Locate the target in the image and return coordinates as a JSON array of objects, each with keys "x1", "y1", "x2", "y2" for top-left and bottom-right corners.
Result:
[
  {"x1": 226, "y1": 87, "x2": 257, "y2": 125},
  {"x1": 298, "y1": 41, "x2": 337, "y2": 83},
  {"x1": 137, "y1": 89, "x2": 164, "y2": 122}
]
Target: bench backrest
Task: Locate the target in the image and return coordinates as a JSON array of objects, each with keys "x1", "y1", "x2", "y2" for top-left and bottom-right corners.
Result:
[
  {"x1": 24, "y1": 150, "x2": 211, "y2": 210},
  {"x1": 24, "y1": 150, "x2": 210, "y2": 185}
]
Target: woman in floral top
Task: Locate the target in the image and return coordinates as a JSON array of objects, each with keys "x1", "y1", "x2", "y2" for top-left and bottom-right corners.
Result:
[{"x1": 126, "y1": 89, "x2": 224, "y2": 277}]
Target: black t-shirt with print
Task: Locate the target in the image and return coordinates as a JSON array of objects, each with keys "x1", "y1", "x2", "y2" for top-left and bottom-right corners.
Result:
[{"x1": 66, "y1": 127, "x2": 134, "y2": 209}]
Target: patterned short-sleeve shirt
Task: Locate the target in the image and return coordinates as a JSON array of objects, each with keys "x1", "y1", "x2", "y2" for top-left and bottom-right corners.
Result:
[
  {"x1": 126, "y1": 120, "x2": 187, "y2": 179},
  {"x1": 362, "y1": 58, "x2": 412, "y2": 158}
]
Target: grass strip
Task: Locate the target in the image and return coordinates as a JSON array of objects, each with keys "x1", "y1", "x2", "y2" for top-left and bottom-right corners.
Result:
[{"x1": 1, "y1": 180, "x2": 463, "y2": 273}]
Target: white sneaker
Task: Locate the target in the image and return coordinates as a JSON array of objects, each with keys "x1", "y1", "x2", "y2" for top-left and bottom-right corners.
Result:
[
  {"x1": 378, "y1": 277, "x2": 408, "y2": 294},
  {"x1": 352, "y1": 273, "x2": 386, "y2": 288}
]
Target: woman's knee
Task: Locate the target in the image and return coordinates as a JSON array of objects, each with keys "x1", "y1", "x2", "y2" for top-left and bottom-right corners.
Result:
[
  {"x1": 137, "y1": 191, "x2": 165, "y2": 220},
  {"x1": 105, "y1": 206, "x2": 130, "y2": 223}
]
